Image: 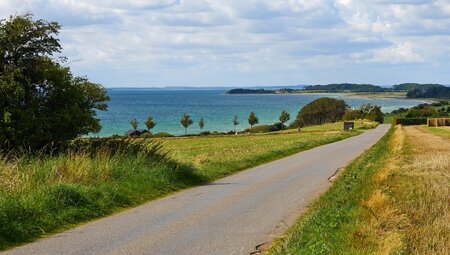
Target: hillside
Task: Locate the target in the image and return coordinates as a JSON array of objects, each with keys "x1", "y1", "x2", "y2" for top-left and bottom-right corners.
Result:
[{"x1": 304, "y1": 83, "x2": 387, "y2": 92}]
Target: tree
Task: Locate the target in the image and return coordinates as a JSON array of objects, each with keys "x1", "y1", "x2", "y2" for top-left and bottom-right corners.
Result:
[
  {"x1": 296, "y1": 98, "x2": 347, "y2": 126},
  {"x1": 145, "y1": 116, "x2": 156, "y2": 132},
  {"x1": 199, "y1": 117, "x2": 204, "y2": 132},
  {"x1": 0, "y1": 14, "x2": 109, "y2": 151},
  {"x1": 279, "y1": 110, "x2": 290, "y2": 131},
  {"x1": 130, "y1": 119, "x2": 138, "y2": 130},
  {"x1": 248, "y1": 112, "x2": 259, "y2": 129},
  {"x1": 180, "y1": 113, "x2": 193, "y2": 135},
  {"x1": 232, "y1": 115, "x2": 239, "y2": 132}
]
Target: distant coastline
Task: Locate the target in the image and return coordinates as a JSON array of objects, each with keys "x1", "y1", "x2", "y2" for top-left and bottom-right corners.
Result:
[{"x1": 226, "y1": 83, "x2": 450, "y2": 100}]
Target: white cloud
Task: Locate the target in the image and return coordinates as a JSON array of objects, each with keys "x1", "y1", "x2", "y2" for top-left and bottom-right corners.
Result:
[
  {"x1": 371, "y1": 42, "x2": 424, "y2": 63},
  {"x1": 0, "y1": 0, "x2": 449, "y2": 86}
]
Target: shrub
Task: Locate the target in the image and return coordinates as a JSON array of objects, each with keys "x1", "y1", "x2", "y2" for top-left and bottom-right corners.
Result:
[
  {"x1": 247, "y1": 123, "x2": 283, "y2": 133},
  {"x1": 249, "y1": 125, "x2": 275, "y2": 133},
  {"x1": 343, "y1": 110, "x2": 363, "y2": 120},
  {"x1": 199, "y1": 131, "x2": 211, "y2": 136},
  {"x1": 296, "y1": 98, "x2": 347, "y2": 126},
  {"x1": 405, "y1": 107, "x2": 437, "y2": 118},
  {"x1": 288, "y1": 119, "x2": 304, "y2": 130},
  {"x1": 393, "y1": 117, "x2": 428, "y2": 125},
  {"x1": 152, "y1": 132, "x2": 174, "y2": 138},
  {"x1": 140, "y1": 133, "x2": 153, "y2": 138}
]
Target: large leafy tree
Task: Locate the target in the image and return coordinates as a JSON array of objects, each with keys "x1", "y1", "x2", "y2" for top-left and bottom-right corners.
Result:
[
  {"x1": 0, "y1": 14, "x2": 109, "y2": 151},
  {"x1": 296, "y1": 98, "x2": 347, "y2": 126}
]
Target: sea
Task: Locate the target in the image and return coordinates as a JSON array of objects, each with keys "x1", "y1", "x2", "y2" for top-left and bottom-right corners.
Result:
[{"x1": 94, "y1": 89, "x2": 427, "y2": 137}]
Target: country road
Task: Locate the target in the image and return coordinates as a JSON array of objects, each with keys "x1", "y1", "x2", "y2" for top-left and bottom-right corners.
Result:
[{"x1": 3, "y1": 124, "x2": 390, "y2": 255}]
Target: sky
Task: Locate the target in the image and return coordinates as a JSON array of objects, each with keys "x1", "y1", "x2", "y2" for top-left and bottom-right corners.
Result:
[{"x1": 1, "y1": 0, "x2": 450, "y2": 88}]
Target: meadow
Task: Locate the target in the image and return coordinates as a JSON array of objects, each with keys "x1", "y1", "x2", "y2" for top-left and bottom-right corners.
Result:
[
  {"x1": 267, "y1": 125, "x2": 449, "y2": 254},
  {"x1": 0, "y1": 121, "x2": 374, "y2": 250}
]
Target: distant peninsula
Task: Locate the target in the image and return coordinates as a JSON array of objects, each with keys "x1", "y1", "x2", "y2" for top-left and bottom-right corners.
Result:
[
  {"x1": 227, "y1": 88, "x2": 297, "y2": 94},
  {"x1": 226, "y1": 83, "x2": 450, "y2": 99}
]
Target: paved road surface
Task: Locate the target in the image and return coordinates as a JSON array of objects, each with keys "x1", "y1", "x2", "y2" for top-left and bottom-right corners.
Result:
[{"x1": 4, "y1": 125, "x2": 390, "y2": 255}]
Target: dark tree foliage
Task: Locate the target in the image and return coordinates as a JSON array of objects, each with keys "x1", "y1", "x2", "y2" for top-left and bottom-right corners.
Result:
[
  {"x1": 393, "y1": 83, "x2": 444, "y2": 91},
  {"x1": 296, "y1": 98, "x2": 348, "y2": 126},
  {"x1": 279, "y1": 110, "x2": 290, "y2": 130},
  {"x1": 130, "y1": 119, "x2": 138, "y2": 130},
  {"x1": 227, "y1": 88, "x2": 273, "y2": 94},
  {"x1": 0, "y1": 14, "x2": 109, "y2": 151},
  {"x1": 180, "y1": 113, "x2": 193, "y2": 135},
  {"x1": 199, "y1": 117, "x2": 204, "y2": 131},
  {"x1": 248, "y1": 112, "x2": 259, "y2": 128},
  {"x1": 232, "y1": 115, "x2": 239, "y2": 132},
  {"x1": 144, "y1": 116, "x2": 156, "y2": 131},
  {"x1": 405, "y1": 107, "x2": 438, "y2": 118},
  {"x1": 344, "y1": 104, "x2": 384, "y2": 123},
  {"x1": 407, "y1": 86, "x2": 450, "y2": 99},
  {"x1": 304, "y1": 83, "x2": 387, "y2": 92}
]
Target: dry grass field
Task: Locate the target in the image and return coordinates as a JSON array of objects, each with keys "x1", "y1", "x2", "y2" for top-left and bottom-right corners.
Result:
[{"x1": 269, "y1": 125, "x2": 449, "y2": 254}]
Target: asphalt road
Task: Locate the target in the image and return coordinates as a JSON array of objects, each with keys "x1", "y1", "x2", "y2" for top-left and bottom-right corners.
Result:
[{"x1": 4, "y1": 124, "x2": 390, "y2": 255}]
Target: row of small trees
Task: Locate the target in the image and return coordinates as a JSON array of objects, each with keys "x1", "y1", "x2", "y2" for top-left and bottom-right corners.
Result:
[{"x1": 129, "y1": 110, "x2": 291, "y2": 135}]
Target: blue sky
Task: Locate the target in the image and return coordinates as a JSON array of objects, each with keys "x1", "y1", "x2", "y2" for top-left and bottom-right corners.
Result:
[{"x1": 1, "y1": 0, "x2": 449, "y2": 87}]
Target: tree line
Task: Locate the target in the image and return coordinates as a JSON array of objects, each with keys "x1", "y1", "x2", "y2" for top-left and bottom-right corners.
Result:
[{"x1": 126, "y1": 110, "x2": 292, "y2": 135}]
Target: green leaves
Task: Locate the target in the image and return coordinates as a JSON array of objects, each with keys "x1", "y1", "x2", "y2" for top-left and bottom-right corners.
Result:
[
  {"x1": 248, "y1": 111, "x2": 259, "y2": 128},
  {"x1": 180, "y1": 113, "x2": 193, "y2": 134},
  {"x1": 0, "y1": 14, "x2": 109, "y2": 152},
  {"x1": 296, "y1": 98, "x2": 348, "y2": 126}
]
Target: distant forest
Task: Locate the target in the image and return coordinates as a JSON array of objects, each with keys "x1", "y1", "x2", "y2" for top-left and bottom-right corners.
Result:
[{"x1": 227, "y1": 83, "x2": 450, "y2": 99}]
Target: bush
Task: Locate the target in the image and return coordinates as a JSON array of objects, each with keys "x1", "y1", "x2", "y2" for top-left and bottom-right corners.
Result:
[
  {"x1": 288, "y1": 119, "x2": 304, "y2": 129},
  {"x1": 405, "y1": 107, "x2": 437, "y2": 118},
  {"x1": 343, "y1": 110, "x2": 363, "y2": 121},
  {"x1": 140, "y1": 133, "x2": 153, "y2": 138},
  {"x1": 199, "y1": 131, "x2": 211, "y2": 136},
  {"x1": 247, "y1": 123, "x2": 283, "y2": 133},
  {"x1": 296, "y1": 98, "x2": 347, "y2": 126},
  {"x1": 152, "y1": 132, "x2": 174, "y2": 138},
  {"x1": 393, "y1": 117, "x2": 428, "y2": 125},
  {"x1": 249, "y1": 125, "x2": 275, "y2": 133}
]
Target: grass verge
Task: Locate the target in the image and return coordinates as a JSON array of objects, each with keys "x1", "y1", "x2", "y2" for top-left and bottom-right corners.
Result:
[
  {"x1": 0, "y1": 122, "x2": 372, "y2": 250},
  {"x1": 267, "y1": 125, "x2": 449, "y2": 254},
  {"x1": 266, "y1": 125, "x2": 393, "y2": 255}
]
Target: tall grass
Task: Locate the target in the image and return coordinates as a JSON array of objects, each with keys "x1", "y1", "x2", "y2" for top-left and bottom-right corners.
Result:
[{"x1": 0, "y1": 140, "x2": 202, "y2": 249}]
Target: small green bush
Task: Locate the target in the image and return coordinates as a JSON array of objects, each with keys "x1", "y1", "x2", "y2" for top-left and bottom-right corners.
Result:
[
  {"x1": 152, "y1": 132, "x2": 174, "y2": 138},
  {"x1": 393, "y1": 117, "x2": 428, "y2": 125},
  {"x1": 140, "y1": 133, "x2": 153, "y2": 138}
]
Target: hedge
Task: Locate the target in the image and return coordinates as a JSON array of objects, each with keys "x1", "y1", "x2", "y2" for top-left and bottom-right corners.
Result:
[{"x1": 393, "y1": 117, "x2": 428, "y2": 125}]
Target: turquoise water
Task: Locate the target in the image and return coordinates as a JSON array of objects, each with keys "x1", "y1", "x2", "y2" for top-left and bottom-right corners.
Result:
[{"x1": 95, "y1": 89, "x2": 426, "y2": 136}]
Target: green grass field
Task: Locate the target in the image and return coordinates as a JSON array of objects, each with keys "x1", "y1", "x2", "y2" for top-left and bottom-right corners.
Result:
[
  {"x1": 423, "y1": 126, "x2": 450, "y2": 138},
  {"x1": 0, "y1": 121, "x2": 374, "y2": 250}
]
